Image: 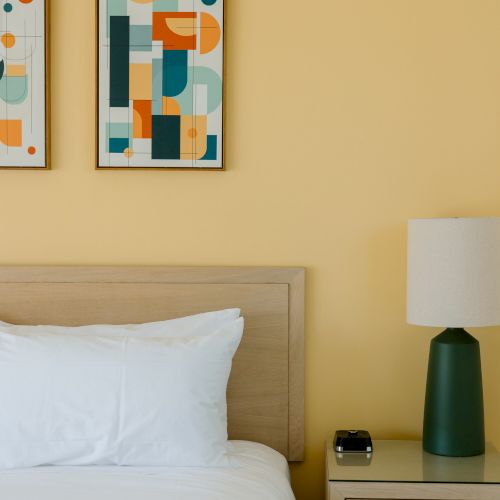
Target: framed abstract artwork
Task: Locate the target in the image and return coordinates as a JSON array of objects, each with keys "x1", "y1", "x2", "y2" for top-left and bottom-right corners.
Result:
[
  {"x1": 97, "y1": 0, "x2": 224, "y2": 170},
  {"x1": 0, "y1": 0, "x2": 50, "y2": 169}
]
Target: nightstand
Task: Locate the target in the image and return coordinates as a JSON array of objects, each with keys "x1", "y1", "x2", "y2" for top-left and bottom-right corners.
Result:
[{"x1": 326, "y1": 439, "x2": 500, "y2": 499}]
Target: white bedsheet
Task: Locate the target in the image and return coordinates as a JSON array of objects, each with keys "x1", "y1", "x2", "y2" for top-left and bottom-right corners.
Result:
[{"x1": 0, "y1": 441, "x2": 295, "y2": 500}]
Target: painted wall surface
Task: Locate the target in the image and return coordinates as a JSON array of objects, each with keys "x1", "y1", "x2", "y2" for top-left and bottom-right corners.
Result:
[{"x1": 1, "y1": 1, "x2": 500, "y2": 498}]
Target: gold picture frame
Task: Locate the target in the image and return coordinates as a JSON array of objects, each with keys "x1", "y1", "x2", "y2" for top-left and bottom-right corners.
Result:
[
  {"x1": 96, "y1": 0, "x2": 225, "y2": 171},
  {"x1": 0, "y1": 0, "x2": 50, "y2": 170}
]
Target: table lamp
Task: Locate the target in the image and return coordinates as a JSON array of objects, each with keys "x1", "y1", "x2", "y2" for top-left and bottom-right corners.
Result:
[{"x1": 407, "y1": 217, "x2": 500, "y2": 457}]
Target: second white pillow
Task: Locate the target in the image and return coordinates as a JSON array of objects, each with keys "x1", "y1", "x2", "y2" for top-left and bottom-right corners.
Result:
[{"x1": 0, "y1": 308, "x2": 241, "y2": 338}]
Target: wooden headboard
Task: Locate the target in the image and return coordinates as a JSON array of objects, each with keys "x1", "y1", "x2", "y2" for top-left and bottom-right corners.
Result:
[{"x1": 0, "y1": 267, "x2": 305, "y2": 462}]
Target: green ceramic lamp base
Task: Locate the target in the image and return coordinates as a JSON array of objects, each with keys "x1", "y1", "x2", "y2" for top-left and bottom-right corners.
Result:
[{"x1": 423, "y1": 328, "x2": 485, "y2": 457}]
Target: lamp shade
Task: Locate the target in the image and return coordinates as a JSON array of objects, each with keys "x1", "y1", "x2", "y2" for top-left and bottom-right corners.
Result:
[{"x1": 407, "y1": 218, "x2": 500, "y2": 328}]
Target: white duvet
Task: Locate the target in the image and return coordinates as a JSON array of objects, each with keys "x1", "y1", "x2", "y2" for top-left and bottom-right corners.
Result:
[{"x1": 0, "y1": 441, "x2": 295, "y2": 500}]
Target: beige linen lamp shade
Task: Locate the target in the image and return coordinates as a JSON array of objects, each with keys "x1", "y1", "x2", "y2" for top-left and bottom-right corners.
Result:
[{"x1": 407, "y1": 217, "x2": 500, "y2": 328}]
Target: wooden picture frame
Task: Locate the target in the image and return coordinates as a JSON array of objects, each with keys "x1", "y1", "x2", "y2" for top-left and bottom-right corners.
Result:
[
  {"x1": 0, "y1": 0, "x2": 50, "y2": 170},
  {"x1": 96, "y1": 0, "x2": 225, "y2": 171}
]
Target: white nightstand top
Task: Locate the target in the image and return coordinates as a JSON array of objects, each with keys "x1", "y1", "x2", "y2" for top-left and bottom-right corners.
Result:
[{"x1": 327, "y1": 440, "x2": 500, "y2": 484}]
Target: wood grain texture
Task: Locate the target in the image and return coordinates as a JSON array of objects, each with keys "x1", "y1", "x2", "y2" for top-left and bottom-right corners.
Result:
[
  {"x1": 288, "y1": 268, "x2": 305, "y2": 460},
  {"x1": 0, "y1": 266, "x2": 305, "y2": 461}
]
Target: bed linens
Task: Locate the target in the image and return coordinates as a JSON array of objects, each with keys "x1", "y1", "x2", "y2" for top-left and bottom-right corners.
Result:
[{"x1": 0, "y1": 441, "x2": 295, "y2": 500}]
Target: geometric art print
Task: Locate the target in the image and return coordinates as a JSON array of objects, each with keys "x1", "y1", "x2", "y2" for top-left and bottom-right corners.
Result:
[
  {"x1": 0, "y1": 0, "x2": 48, "y2": 169},
  {"x1": 97, "y1": 0, "x2": 224, "y2": 170}
]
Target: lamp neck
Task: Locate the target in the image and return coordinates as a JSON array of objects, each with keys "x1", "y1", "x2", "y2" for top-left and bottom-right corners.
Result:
[
  {"x1": 446, "y1": 327, "x2": 468, "y2": 334},
  {"x1": 434, "y1": 328, "x2": 478, "y2": 345}
]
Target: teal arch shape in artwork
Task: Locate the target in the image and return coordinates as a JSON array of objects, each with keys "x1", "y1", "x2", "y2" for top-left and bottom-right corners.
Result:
[
  {"x1": 163, "y1": 50, "x2": 188, "y2": 97},
  {"x1": 176, "y1": 67, "x2": 222, "y2": 115},
  {"x1": 0, "y1": 76, "x2": 28, "y2": 104},
  {"x1": 202, "y1": 0, "x2": 218, "y2": 5}
]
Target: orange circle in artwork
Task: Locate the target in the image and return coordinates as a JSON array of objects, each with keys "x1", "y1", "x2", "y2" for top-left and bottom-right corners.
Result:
[
  {"x1": 123, "y1": 148, "x2": 134, "y2": 158},
  {"x1": 1, "y1": 33, "x2": 15, "y2": 49},
  {"x1": 187, "y1": 128, "x2": 198, "y2": 139},
  {"x1": 27, "y1": 146, "x2": 36, "y2": 155},
  {"x1": 19, "y1": 0, "x2": 34, "y2": 3}
]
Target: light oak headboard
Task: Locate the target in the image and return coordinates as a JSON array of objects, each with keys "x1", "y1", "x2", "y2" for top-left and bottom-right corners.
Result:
[{"x1": 0, "y1": 267, "x2": 305, "y2": 461}]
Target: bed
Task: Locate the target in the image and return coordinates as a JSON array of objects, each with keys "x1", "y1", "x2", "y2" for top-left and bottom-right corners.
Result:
[{"x1": 0, "y1": 266, "x2": 304, "y2": 499}]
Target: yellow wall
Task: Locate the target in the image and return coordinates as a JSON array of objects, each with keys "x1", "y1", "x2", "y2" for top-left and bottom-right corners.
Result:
[{"x1": 1, "y1": 0, "x2": 500, "y2": 498}]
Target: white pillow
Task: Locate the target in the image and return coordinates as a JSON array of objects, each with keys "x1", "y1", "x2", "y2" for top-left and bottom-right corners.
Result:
[
  {"x1": 0, "y1": 308, "x2": 240, "y2": 337},
  {"x1": 0, "y1": 317, "x2": 244, "y2": 469}
]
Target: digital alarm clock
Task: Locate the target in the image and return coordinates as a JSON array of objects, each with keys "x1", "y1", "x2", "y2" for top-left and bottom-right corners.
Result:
[{"x1": 334, "y1": 430, "x2": 373, "y2": 453}]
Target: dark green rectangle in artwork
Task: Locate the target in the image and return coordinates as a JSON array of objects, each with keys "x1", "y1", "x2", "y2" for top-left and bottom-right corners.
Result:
[
  {"x1": 152, "y1": 116, "x2": 181, "y2": 160},
  {"x1": 110, "y1": 16, "x2": 129, "y2": 108}
]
